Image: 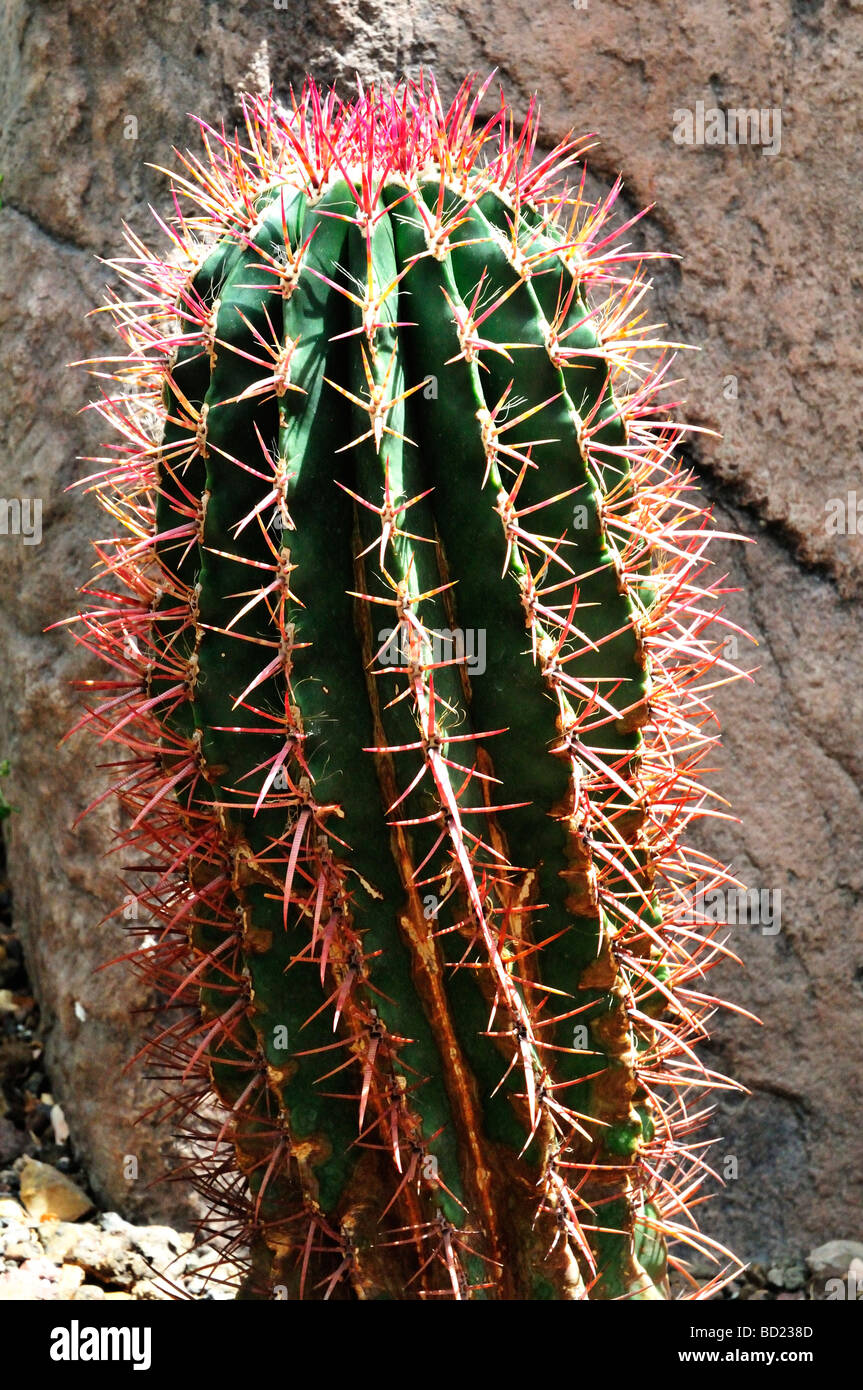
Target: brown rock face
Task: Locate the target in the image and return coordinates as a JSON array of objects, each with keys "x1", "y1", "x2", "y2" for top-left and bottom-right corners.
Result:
[{"x1": 0, "y1": 0, "x2": 860, "y2": 1257}]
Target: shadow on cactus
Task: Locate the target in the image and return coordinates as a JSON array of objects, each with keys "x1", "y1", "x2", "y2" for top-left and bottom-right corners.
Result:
[{"x1": 64, "y1": 74, "x2": 754, "y2": 1300}]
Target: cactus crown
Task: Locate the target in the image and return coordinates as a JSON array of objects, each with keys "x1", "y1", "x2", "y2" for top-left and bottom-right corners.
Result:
[{"x1": 68, "y1": 73, "x2": 748, "y2": 1299}]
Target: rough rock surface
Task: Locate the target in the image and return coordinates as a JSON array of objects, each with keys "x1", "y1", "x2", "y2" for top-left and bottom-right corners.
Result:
[
  {"x1": 0, "y1": 0, "x2": 860, "y2": 1260},
  {"x1": 0, "y1": 1194, "x2": 240, "y2": 1299}
]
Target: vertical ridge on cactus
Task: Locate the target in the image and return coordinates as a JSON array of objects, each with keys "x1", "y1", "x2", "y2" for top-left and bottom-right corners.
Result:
[{"x1": 64, "y1": 73, "x2": 752, "y2": 1300}]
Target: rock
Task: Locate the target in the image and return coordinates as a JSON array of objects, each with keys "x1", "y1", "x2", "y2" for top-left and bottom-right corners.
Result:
[
  {"x1": 0, "y1": 1120, "x2": 26, "y2": 1167},
  {"x1": 131, "y1": 1277, "x2": 172, "y2": 1300},
  {"x1": 125, "y1": 1223, "x2": 193, "y2": 1265},
  {"x1": 25, "y1": 1101, "x2": 54, "y2": 1140},
  {"x1": 57, "y1": 1263, "x2": 86, "y2": 1297},
  {"x1": 0, "y1": 0, "x2": 860, "y2": 1266},
  {"x1": 39, "y1": 1214, "x2": 204, "y2": 1294},
  {"x1": 181, "y1": 1242, "x2": 220, "y2": 1273},
  {"x1": 40, "y1": 1219, "x2": 153, "y2": 1287},
  {"x1": 96, "y1": 1211, "x2": 133, "y2": 1236},
  {"x1": 2, "y1": 1220, "x2": 39, "y2": 1247},
  {"x1": 18, "y1": 1157, "x2": 93, "y2": 1222},
  {"x1": 4, "y1": 1236, "x2": 43, "y2": 1261},
  {"x1": 0, "y1": 1255, "x2": 58, "y2": 1300},
  {"x1": 0, "y1": 1197, "x2": 26, "y2": 1222},
  {"x1": 38, "y1": 1220, "x2": 87, "y2": 1263},
  {"x1": 49, "y1": 1104, "x2": 69, "y2": 1145},
  {"x1": 56, "y1": 1231, "x2": 141, "y2": 1288},
  {"x1": 202, "y1": 1273, "x2": 242, "y2": 1301},
  {"x1": 807, "y1": 1240, "x2": 863, "y2": 1277},
  {"x1": 766, "y1": 1260, "x2": 806, "y2": 1291},
  {"x1": 0, "y1": 1199, "x2": 207, "y2": 1299},
  {"x1": 783, "y1": 1265, "x2": 808, "y2": 1293}
]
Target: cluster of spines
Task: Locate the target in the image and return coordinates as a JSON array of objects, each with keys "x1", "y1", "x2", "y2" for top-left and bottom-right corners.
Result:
[{"x1": 63, "y1": 73, "x2": 752, "y2": 1299}]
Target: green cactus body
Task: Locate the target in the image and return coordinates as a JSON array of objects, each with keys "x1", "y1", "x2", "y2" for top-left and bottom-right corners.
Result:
[{"x1": 70, "y1": 76, "x2": 747, "y2": 1299}]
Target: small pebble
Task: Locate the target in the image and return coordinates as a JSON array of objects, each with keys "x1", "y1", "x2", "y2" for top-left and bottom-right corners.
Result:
[{"x1": 18, "y1": 1156, "x2": 93, "y2": 1222}]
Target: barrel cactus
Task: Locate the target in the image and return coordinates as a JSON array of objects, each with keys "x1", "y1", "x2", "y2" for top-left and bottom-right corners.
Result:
[{"x1": 68, "y1": 74, "x2": 748, "y2": 1299}]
